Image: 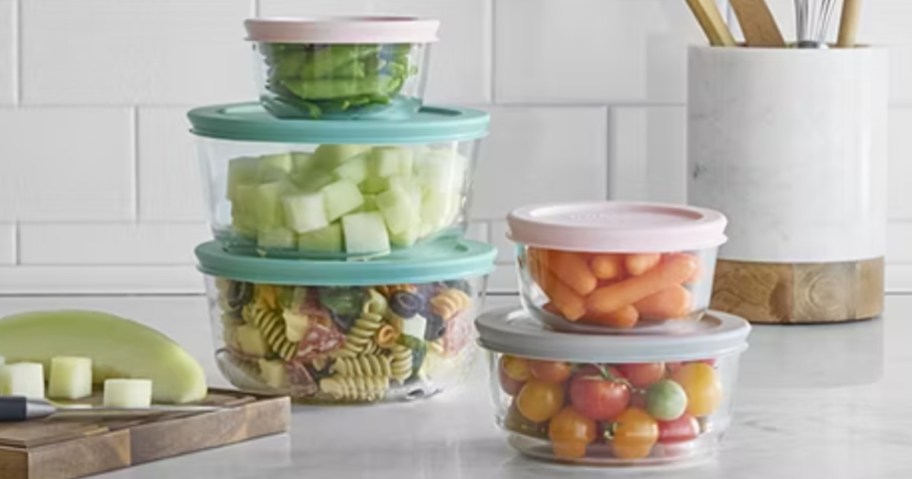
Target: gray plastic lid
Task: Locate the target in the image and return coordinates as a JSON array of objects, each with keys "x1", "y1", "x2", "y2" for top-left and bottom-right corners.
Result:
[{"x1": 476, "y1": 307, "x2": 751, "y2": 363}]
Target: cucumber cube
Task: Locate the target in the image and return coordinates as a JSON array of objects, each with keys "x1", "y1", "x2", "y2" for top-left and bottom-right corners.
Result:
[
  {"x1": 360, "y1": 175, "x2": 389, "y2": 194},
  {"x1": 322, "y1": 180, "x2": 364, "y2": 222},
  {"x1": 257, "y1": 152, "x2": 293, "y2": 182},
  {"x1": 376, "y1": 186, "x2": 419, "y2": 235},
  {"x1": 415, "y1": 149, "x2": 468, "y2": 192},
  {"x1": 283, "y1": 192, "x2": 329, "y2": 233},
  {"x1": 103, "y1": 379, "x2": 152, "y2": 408},
  {"x1": 258, "y1": 359, "x2": 289, "y2": 389},
  {"x1": 236, "y1": 324, "x2": 270, "y2": 357},
  {"x1": 342, "y1": 212, "x2": 390, "y2": 254},
  {"x1": 48, "y1": 356, "x2": 93, "y2": 400},
  {"x1": 0, "y1": 363, "x2": 45, "y2": 399},
  {"x1": 333, "y1": 154, "x2": 369, "y2": 185},
  {"x1": 370, "y1": 147, "x2": 414, "y2": 178},
  {"x1": 296, "y1": 171, "x2": 335, "y2": 193},
  {"x1": 313, "y1": 144, "x2": 370, "y2": 171},
  {"x1": 227, "y1": 157, "x2": 258, "y2": 201},
  {"x1": 390, "y1": 222, "x2": 420, "y2": 248},
  {"x1": 361, "y1": 194, "x2": 379, "y2": 212},
  {"x1": 255, "y1": 181, "x2": 290, "y2": 230},
  {"x1": 291, "y1": 151, "x2": 315, "y2": 173},
  {"x1": 298, "y1": 223, "x2": 344, "y2": 253},
  {"x1": 257, "y1": 227, "x2": 296, "y2": 250},
  {"x1": 231, "y1": 184, "x2": 259, "y2": 237},
  {"x1": 420, "y1": 190, "x2": 462, "y2": 235}
]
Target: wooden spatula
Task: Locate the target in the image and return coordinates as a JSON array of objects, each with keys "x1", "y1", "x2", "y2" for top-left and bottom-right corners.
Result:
[
  {"x1": 837, "y1": 0, "x2": 862, "y2": 47},
  {"x1": 730, "y1": 0, "x2": 786, "y2": 47},
  {"x1": 686, "y1": 0, "x2": 737, "y2": 47}
]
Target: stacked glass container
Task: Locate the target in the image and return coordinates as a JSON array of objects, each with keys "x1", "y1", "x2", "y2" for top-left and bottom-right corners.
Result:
[{"x1": 188, "y1": 17, "x2": 495, "y2": 404}]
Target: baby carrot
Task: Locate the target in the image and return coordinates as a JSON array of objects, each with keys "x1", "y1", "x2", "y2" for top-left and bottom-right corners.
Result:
[
  {"x1": 680, "y1": 253, "x2": 703, "y2": 285},
  {"x1": 543, "y1": 302, "x2": 561, "y2": 316},
  {"x1": 591, "y1": 254, "x2": 623, "y2": 280},
  {"x1": 582, "y1": 305, "x2": 639, "y2": 329},
  {"x1": 539, "y1": 269, "x2": 587, "y2": 321},
  {"x1": 585, "y1": 253, "x2": 698, "y2": 315},
  {"x1": 542, "y1": 249, "x2": 598, "y2": 296},
  {"x1": 624, "y1": 253, "x2": 661, "y2": 276},
  {"x1": 634, "y1": 285, "x2": 693, "y2": 320}
]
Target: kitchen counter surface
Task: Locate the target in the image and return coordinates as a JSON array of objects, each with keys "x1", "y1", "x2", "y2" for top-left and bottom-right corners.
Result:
[{"x1": 0, "y1": 294, "x2": 909, "y2": 479}]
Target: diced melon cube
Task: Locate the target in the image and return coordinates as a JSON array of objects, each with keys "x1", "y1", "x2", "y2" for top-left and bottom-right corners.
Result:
[
  {"x1": 226, "y1": 156, "x2": 259, "y2": 201},
  {"x1": 103, "y1": 379, "x2": 152, "y2": 408},
  {"x1": 342, "y1": 212, "x2": 391, "y2": 254},
  {"x1": 376, "y1": 186, "x2": 419, "y2": 235},
  {"x1": 296, "y1": 172, "x2": 335, "y2": 193},
  {"x1": 333, "y1": 154, "x2": 369, "y2": 185},
  {"x1": 231, "y1": 183, "x2": 259, "y2": 237},
  {"x1": 291, "y1": 151, "x2": 315, "y2": 173},
  {"x1": 0, "y1": 363, "x2": 45, "y2": 399},
  {"x1": 370, "y1": 147, "x2": 414, "y2": 178},
  {"x1": 421, "y1": 189, "x2": 457, "y2": 230},
  {"x1": 283, "y1": 192, "x2": 329, "y2": 233},
  {"x1": 390, "y1": 222, "x2": 420, "y2": 248},
  {"x1": 415, "y1": 149, "x2": 468, "y2": 192},
  {"x1": 255, "y1": 181, "x2": 290, "y2": 230},
  {"x1": 388, "y1": 176, "x2": 423, "y2": 206},
  {"x1": 361, "y1": 194, "x2": 379, "y2": 212},
  {"x1": 257, "y1": 227, "x2": 296, "y2": 250},
  {"x1": 360, "y1": 176, "x2": 389, "y2": 194},
  {"x1": 257, "y1": 152, "x2": 293, "y2": 182},
  {"x1": 258, "y1": 359, "x2": 289, "y2": 389},
  {"x1": 322, "y1": 180, "x2": 364, "y2": 222},
  {"x1": 298, "y1": 223, "x2": 344, "y2": 253},
  {"x1": 48, "y1": 356, "x2": 93, "y2": 400},
  {"x1": 313, "y1": 144, "x2": 370, "y2": 171},
  {"x1": 236, "y1": 324, "x2": 270, "y2": 357}
]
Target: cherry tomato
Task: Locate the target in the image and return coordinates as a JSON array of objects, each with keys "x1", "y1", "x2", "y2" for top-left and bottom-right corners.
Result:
[
  {"x1": 657, "y1": 414, "x2": 699, "y2": 444},
  {"x1": 611, "y1": 408, "x2": 658, "y2": 459},
  {"x1": 516, "y1": 379, "x2": 565, "y2": 423},
  {"x1": 671, "y1": 363, "x2": 722, "y2": 417},
  {"x1": 688, "y1": 358, "x2": 717, "y2": 367},
  {"x1": 529, "y1": 360, "x2": 573, "y2": 383},
  {"x1": 499, "y1": 367, "x2": 525, "y2": 396},
  {"x1": 501, "y1": 355, "x2": 531, "y2": 382},
  {"x1": 666, "y1": 361, "x2": 683, "y2": 375},
  {"x1": 645, "y1": 379, "x2": 688, "y2": 421},
  {"x1": 630, "y1": 391, "x2": 648, "y2": 410},
  {"x1": 548, "y1": 406, "x2": 597, "y2": 459},
  {"x1": 504, "y1": 402, "x2": 548, "y2": 439},
  {"x1": 569, "y1": 368, "x2": 630, "y2": 421},
  {"x1": 617, "y1": 363, "x2": 666, "y2": 389}
]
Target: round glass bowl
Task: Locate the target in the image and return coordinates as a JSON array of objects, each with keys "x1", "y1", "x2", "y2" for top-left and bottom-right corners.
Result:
[
  {"x1": 188, "y1": 103, "x2": 489, "y2": 259},
  {"x1": 196, "y1": 239, "x2": 496, "y2": 403},
  {"x1": 476, "y1": 307, "x2": 750, "y2": 466},
  {"x1": 245, "y1": 17, "x2": 438, "y2": 120},
  {"x1": 507, "y1": 202, "x2": 728, "y2": 334}
]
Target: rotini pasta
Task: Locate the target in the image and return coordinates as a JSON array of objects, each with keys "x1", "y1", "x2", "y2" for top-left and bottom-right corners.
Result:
[
  {"x1": 375, "y1": 324, "x2": 400, "y2": 348},
  {"x1": 334, "y1": 289, "x2": 387, "y2": 358},
  {"x1": 245, "y1": 305, "x2": 299, "y2": 361},
  {"x1": 331, "y1": 355, "x2": 392, "y2": 377},
  {"x1": 320, "y1": 375, "x2": 389, "y2": 401},
  {"x1": 253, "y1": 284, "x2": 279, "y2": 310},
  {"x1": 376, "y1": 284, "x2": 418, "y2": 298},
  {"x1": 390, "y1": 344, "x2": 413, "y2": 384},
  {"x1": 430, "y1": 289, "x2": 472, "y2": 321},
  {"x1": 426, "y1": 339, "x2": 445, "y2": 356},
  {"x1": 363, "y1": 288, "x2": 389, "y2": 315}
]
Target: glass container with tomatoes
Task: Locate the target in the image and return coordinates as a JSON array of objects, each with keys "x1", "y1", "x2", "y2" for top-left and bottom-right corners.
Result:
[{"x1": 477, "y1": 306, "x2": 750, "y2": 466}]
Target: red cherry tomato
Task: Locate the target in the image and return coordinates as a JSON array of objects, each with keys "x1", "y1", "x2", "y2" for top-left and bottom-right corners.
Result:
[
  {"x1": 569, "y1": 367, "x2": 631, "y2": 421},
  {"x1": 687, "y1": 358, "x2": 717, "y2": 367},
  {"x1": 658, "y1": 414, "x2": 700, "y2": 444},
  {"x1": 617, "y1": 363, "x2": 666, "y2": 389},
  {"x1": 529, "y1": 360, "x2": 573, "y2": 383},
  {"x1": 666, "y1": 362, "x2": 683, "y2": 375}
]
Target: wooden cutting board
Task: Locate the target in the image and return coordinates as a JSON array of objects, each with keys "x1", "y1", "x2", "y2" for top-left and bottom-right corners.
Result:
[{"x1": 0, "y1": 389, "x2": 290, "y2": 479}]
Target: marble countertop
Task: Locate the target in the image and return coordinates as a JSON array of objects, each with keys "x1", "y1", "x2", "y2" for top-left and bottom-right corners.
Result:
[{"x1": 0, "y1": 294, "x2": 909, "y2": 479}]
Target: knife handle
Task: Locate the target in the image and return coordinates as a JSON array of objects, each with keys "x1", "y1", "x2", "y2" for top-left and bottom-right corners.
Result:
[{"x1": 0, "y1": 396, "x2": 28, "y2": 422}]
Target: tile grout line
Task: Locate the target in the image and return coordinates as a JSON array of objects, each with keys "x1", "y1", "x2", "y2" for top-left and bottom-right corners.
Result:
[
  {"x1": 252, "y1": 0, "x2": 259, "y2": 17},
  {"x1": 605, "y1": 106, "x2": 615, "y2": 200},
  {"x1": 13, "y1": 0, "x2": 20, "y2": 104},
  {"x1": 13, "y1": 221, "x2": 20, "y2": 265},
  {"x1": 488, "y1": 0, "x2": 496, "y2": 104},
  {"x1": 131, "y1": 106, "x2": 140, "y2": 222}
]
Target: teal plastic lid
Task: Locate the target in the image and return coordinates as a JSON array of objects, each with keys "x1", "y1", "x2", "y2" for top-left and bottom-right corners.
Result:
[
  {"x1": 195, "y1": 239, "x2": 496, "y2": 286},
  {"x1": 187, "y1": 103, "x2": 490, "y2": 144}
]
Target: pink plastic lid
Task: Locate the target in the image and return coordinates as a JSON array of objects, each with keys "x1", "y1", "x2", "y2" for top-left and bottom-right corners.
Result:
[
  {"x1": 507, "y1": 201, "x2": 728, "y2": 252},
  {"x1": 245, "y1": 17, "x2": 440, "y2": 44}
]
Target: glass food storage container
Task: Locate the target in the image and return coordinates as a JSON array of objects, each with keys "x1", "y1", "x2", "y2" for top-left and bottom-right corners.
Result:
[
  {"x1": 188, "y1": 103, "x2": 489, "y2": 259},
  {"x1": 245, "y1": 16, "x2": 438, "y2": 120},
  {"x1": 477, "y1": 307, "x2": 750, "y2": 466},
  {"x1": 508, "y1": 202, "x2": 728, "y2": 334},
  {"x1": 195, "y1": 238, "x2": 496, "y2": 403}
]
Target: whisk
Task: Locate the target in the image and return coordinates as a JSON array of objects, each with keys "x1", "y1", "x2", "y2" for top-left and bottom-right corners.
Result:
[{"x1": 795, "y1": 0, "x2": 839, "y2": 48}]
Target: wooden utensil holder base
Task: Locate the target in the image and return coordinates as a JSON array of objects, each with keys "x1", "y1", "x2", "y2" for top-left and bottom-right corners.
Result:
[{"x1": 711, "y1": 257, "x2": 884, "y2": 324}]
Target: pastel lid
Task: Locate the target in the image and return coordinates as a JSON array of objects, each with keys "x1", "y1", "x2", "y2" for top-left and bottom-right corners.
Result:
[
  {"x1": 188, "y1": 103, "x2": 489, "y2": 144},
  {"x1": 476, "y1": 307, "x2": 751, "y2": 363},
  {"x1": 507, "y1": 201, "x2": 728, "y2": 252},
  {"x1": 195, "y1": 239, "x2": 496, "y2": 286},
  {"x1": 245, "y1": 17, "x2": 440, "y2": 44}
]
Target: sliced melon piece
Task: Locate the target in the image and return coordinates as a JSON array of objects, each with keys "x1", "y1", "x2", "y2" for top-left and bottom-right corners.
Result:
[
  {"x1": 0, "y1": 363, "x2": 45, "y2": 398},
  {"x1": 390, "y1": 222, "x2": 420, "y2": 248},
  {"x1": 103, "y1": 379, "x2": 152, "y2": 408},
  {"x1": 283, "y1": 192, "x2": 328, "y2": 233},
  {"x1": 342, "y1": 212, "x2": 391, "y2": 254},
  {"x1": 298, "y1": 223, "x2": 344, "y2": 253},
  {"x1": 48, "y1": 356, "x2": 93, "y2": 400},
  {"x1": 322, "y1": 180, "x2": 364, "y2": 222},
  {"x1": 295, "y1": 171, "x2": 335, "y2": 193},
  {"x1": 236, "y1": 324, "x2": 270, "y2": 357},
  {"x1": 226, "y1": 156, "x2": 259, "y2": 201},
  {"x1": 291, "y1": 151, "x2": 315, "y2": 173},
  {"x1": 376, "y1": 186, "x2": 419, "y2": 235},
  {"x1": 257, "y1": 152, "x2": 293, "y2": 182},
  {"x1": 370, "y1": 146, "x2": 414, "y2": 178},
  {"x1": 415, "y1": 149, "x2": 468, "y2": 192},
  {"x1": 0, "y1": 311, "x2": 206, "y2": 403},
  {"x1": 420, "y1": 188, "x2": 457, "y2": 231},
  {"x1": 360, "y1": 194, "x2": 379, "y2": 212},
  {"x1": 313, "y1": 144, "x2": 370, "y2": 171},
  {"x1": 258, "y1": 359, "x2": 289, "y2": 389},
  {"x1": 333, "y1": 154, "x2": 369, "y2": 185},
  {"x1": 255, "y1": 181, "x2": 290, "y2": 230},
  {"x1": 257, "y1": 226, "x2": 296, "y2": 250},
  {"x1": 360, "y1": 175, "x2": 389, "y2": 194}
]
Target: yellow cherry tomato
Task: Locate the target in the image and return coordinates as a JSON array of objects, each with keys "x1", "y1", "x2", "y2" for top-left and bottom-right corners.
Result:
[
  {"x1": 516, "y1": 379, "x2": 565, "y2": 423},
  {"x1": 548, "y1": 406, "x2": 597, "y2": 459},
  {"x1": 501, "y1": 355, "x2": 532, "y2": 382},
  {"x1": 671, "y1": 363, "x2": 723, "y2": 417},
  {"x1": 611, "y1": 408, "x2": 658, "y2": 459}
]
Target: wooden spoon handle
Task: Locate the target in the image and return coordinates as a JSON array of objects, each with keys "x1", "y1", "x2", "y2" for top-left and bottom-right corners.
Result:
[
  {"x1": 730, "y1": 0, "x2": 786, "y2": 47},
  {"x1": 686, "y1": 0, "x2": 738, "y2": 47},
  {"x1": 837, "y1": 0, "x2": 862, "y2": 48}
]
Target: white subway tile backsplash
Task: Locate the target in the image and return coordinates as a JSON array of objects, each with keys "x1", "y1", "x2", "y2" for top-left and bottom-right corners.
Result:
[
  {"x1": 0, "y1": 265, "x2": 203, "y2": 295},
  {"x1": 465, "y1": 221, "x2": 490, "y2": 244},
  {"x1": 887, "y1": 222, "x2": 912, "y2": 264},
  {"x1": 0, "y1": 224, "x2": 14, "y2": 264},
  {"x1": 889, "y1": 109, "x2": 912, "y2": 219},
  {"x1": 0, "y1": 0, "x2": 14, "y2": 105},
  {"x1": 0, "y1": 108, "x2": 133, "y2": 221},
  {"x1": 490, "y1": 221, "x2": 513, "y2": 265},
  {"x1": 259, "y1": 0, "x2": 491, "y2": 104},
  {"x1": 138, "y1": 107, "x2": 205, "y2": 221},
  {"x1": 610, "y1": 107, "x2": 687, "y2": 203},
  {"x1": 20, "y1": 0, "x2": 252, "y2": 105},
  {"x1": 471, "y1": 107, "x2": 609, "y2": 220},
  {"x1": 19, "y1": 223, "x2": 209, "y2": 265},
  {"x1": 495, "y1": 0, "x2": 704, "y2": 104}
]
